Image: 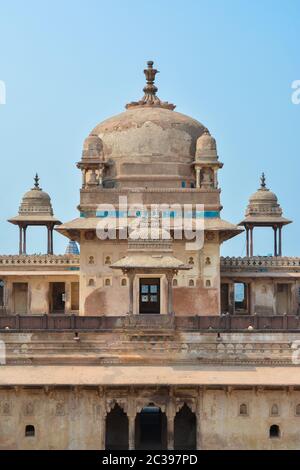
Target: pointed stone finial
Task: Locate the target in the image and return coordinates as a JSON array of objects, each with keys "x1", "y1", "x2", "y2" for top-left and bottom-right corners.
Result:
[
  {"x1": 32, "y1": 173, "x2": 41, "y2": 190},
  {"x1": 143, "y1": 61, "x2": 159, "y2": 99},
  {"x1": 260, "y1": 172, "x2": 266, "y2": 189},
  {"x1": 126, "y1": 61, "x2": 175, "y2": 110}
]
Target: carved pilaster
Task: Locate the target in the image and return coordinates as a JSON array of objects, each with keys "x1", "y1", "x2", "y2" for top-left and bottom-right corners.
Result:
[{"x1": 196, "y1": 388, "x2": 203, "y2": 450}]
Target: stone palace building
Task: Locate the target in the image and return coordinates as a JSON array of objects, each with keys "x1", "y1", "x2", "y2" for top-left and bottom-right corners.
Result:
[{"x1": 0, "y1": 62, "x2": 300, "y2": 450}]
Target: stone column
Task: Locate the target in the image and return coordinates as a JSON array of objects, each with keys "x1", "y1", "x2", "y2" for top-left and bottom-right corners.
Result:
[
  {"x1": 51, "y1": 227, "x2": 54, "y2": 254},
  {"x1": 167, "y1": 409, "x2": 176, "y2": 450},
  {"x1": 273, "y1": 226, "x2": 278, "y2": 257},
  {"x1": 4, "y1": 280, "x2": 12, "y2": 314},
  {"x1": 65, "y1": 282, "x2": 71, "y2": 313},
  {"x1": 128, "y1": 415, "x2": 136, "y2": 450},
  {"x1": 278, "y1": 226, "x2": 282, "y2": 256},
  {"x1": 196, "y1": 388, "x2": 203, "y2": 450},
  {"x1": 19, "y1": 225, "x2": 23, "y2": 255},
  {"x1": 22, "y1": 226, "x2": 27, "y2": 255},
  {"x1": 196, "y1": 168, "x2": 200, "y2": 188},
  {"x1": 98, "y1": 391, "x2": 106, "y2": 450},
  {"x1": 100, "y1": 411, "x2": 106, "y2": 450},
  {"x1": 246, "y1": 227, "x2": 249, "y2": 257},
  {"x1": 81, "y1": 169, "x2": 86, "y2": 189},
  {"x1": 128, "y1": 392, "x2": 136, "y2": 450},
  {"x1": 166, "y1": 272, "x2": 174, "y2": 315},
  {"x1": 213, "y1": 169, "x2": 218, "y2": 188},
  {"x1": 99, "y1": 164, "x2": 104, "y2": 186},
  {"x1": 250, "y1": 226, "x2": 254, "y2": 257},
  {"x1": 166, "y1": 398, "x2": 175, "y2": 450},
  {"x1": 128, "y1": 271, "x2": 135, "y2": 315},
  {"x1": 47, "y1": 226, "x2": 51, "y2": 255}
]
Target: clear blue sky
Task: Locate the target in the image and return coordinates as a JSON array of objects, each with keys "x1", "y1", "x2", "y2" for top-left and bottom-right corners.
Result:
[{"x1": 0, "y1": 0, "x2": 299, "y2": 256}]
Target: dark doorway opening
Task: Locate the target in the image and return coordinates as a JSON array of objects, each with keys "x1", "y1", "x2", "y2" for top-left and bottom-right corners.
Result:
[
  {"x1": 221, "y1": 283, "x2": 229, "y2": 313},
  {"x1": 174, "y1": 404, "x2": 197, "y2": 450},
  {"x1": 135, "y1": 405, "x2": 167, "y2": 450},
  {"x1": 105, "y1": 404, "x2": 129, "y2": 450},
  {"x1": 50, "y1": 282, "x2": 65, "y2": 313},
  {"x1": 139, "y1": 278, "x2": 160, "y2": 314}
]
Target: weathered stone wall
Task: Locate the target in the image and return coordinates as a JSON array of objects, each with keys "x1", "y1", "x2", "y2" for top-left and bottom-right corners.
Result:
[
  {"x1": 1, "y1": 275, "x2": 79, "y2": 314},
  {"x1": 79, "y1": 236, "x2": 221, "y2": 316},
  {"x1": 1, "y1": 387, "x2": 300, "y2": 449}
]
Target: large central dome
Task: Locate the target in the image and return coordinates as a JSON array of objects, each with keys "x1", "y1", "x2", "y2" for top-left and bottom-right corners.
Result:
[{"x1": 84, "y1": 61, "x2": 207, "y2": 189}]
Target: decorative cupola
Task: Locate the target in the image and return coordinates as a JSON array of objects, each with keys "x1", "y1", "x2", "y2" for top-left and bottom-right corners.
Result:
[
  {"x1": 65, "y1": 240, "x2": 80, "y2": 255},
  {"x1": 193, "y1": 130, "x2": 223, "y2": 189},
  {"x1": 77, "y1": 134, "x2": 106, "y2": 188},
  {"x1": 240, "y1": 173, "x2": 292, "y2": 256},
  {"x1": 8, "y1": 174, "x2": 61, "y2": 255}
]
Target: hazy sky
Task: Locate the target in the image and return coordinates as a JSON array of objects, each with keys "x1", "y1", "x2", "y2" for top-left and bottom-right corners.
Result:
[{"x1": 0, "y1": 0, "x2": 299, "y2": 256}]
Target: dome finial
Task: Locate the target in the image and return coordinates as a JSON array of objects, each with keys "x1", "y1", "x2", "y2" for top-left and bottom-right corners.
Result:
[
  {"x1": 125, "y1": 61, "x2": 175, "y2": 110},
  {"x1": 143, "y1": 60, "x2": 159, "y2": 99},
  {"x1": 260, "y1": 172, "x2": 266, "y2": 189},
  {"x1": 33, "y1": 173, "x2": 41, "y2": 190}
]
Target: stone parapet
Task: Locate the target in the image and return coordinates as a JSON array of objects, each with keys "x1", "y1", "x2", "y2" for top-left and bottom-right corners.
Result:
[{"x1": 221, "y1": 256, "x2": 300, "y2": 272}]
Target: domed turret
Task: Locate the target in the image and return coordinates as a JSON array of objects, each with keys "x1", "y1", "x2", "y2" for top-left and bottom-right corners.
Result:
[
  {"x1": 240, "y1": 173, "x2": 292, "y2": 257},
  {"x1": 245, "y1": 173, "x2": 286, "y2": 219},
  {"x1": 195, "y1": 130, "x2": 218, "y2": 161},
  {"x1": 8, "y1": 174, "x2": 61, "y2": 255},
  {"x1": 193, "y1": 130, "x2": 223, "y2": 189},
  {"x1": 82, "y1": 134, "x2": 104, "y2": 160},
  {"x1": 18, "y1": 175, "x2": 55, "y2": 217}
]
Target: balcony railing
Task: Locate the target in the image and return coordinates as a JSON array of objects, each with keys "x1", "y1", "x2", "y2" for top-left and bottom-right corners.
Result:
[
  {"x1": 221, "y1": 256, "x2": 300, "y2": 271},
  {"x1": 0, "y1": 314, "x2": 300, "y2": 332},
  {"x1": 0, "y1": 254, "x2": 80, "y2": 266}
]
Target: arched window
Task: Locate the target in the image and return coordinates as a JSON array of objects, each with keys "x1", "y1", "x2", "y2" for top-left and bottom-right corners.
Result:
[
  {"x1": 121, "y1": 278, "x2": 127, "y2": 287},
  {"x1": 188, "y1": 257, "x2": 194, "y2": 265},
  {"x1": 269, "y1": 424, "x2": 280, "y2": 438},
  {"x1": 271, "y1": 404, "x2": 279, "y2": 416},
  {"x1": 206, "y1": 279, "x2": 211, "y2": 288},
  {"x1": 25, "y1": 425, "x2": 35, "y2": 437},
  {"x1": 105, "y1": 256, "x2": 111, "y2": 265},
  {"x1": 239, "y1": 403, "x2": 248, "y2": 416},
  {"x1": 105, "y1": 278, "x2": 111, "y2": 287},
  {"x1": 296, "y1": 404, "x2": 300, "y2": 416},
  {"x1": 88, "y1": 278, "x2": 95, "y2": 287},
  {"x1": 173, "y1": 279, "x2": 178, "y2": 287},
  {"x1": 189, "y1": 279, "x2": 195, "y2": 287}
]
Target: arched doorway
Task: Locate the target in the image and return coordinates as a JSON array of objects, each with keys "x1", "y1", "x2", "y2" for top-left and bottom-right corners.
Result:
[
  {"x1": 135, "y1": 404, "x2": 167, "y2": 450},
  {"x1": 174, "y1": 404, "x2": 197, "y2": 450},
  {"x1": 105, "y1": 404, "x2": 129, "y2": 450}
]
